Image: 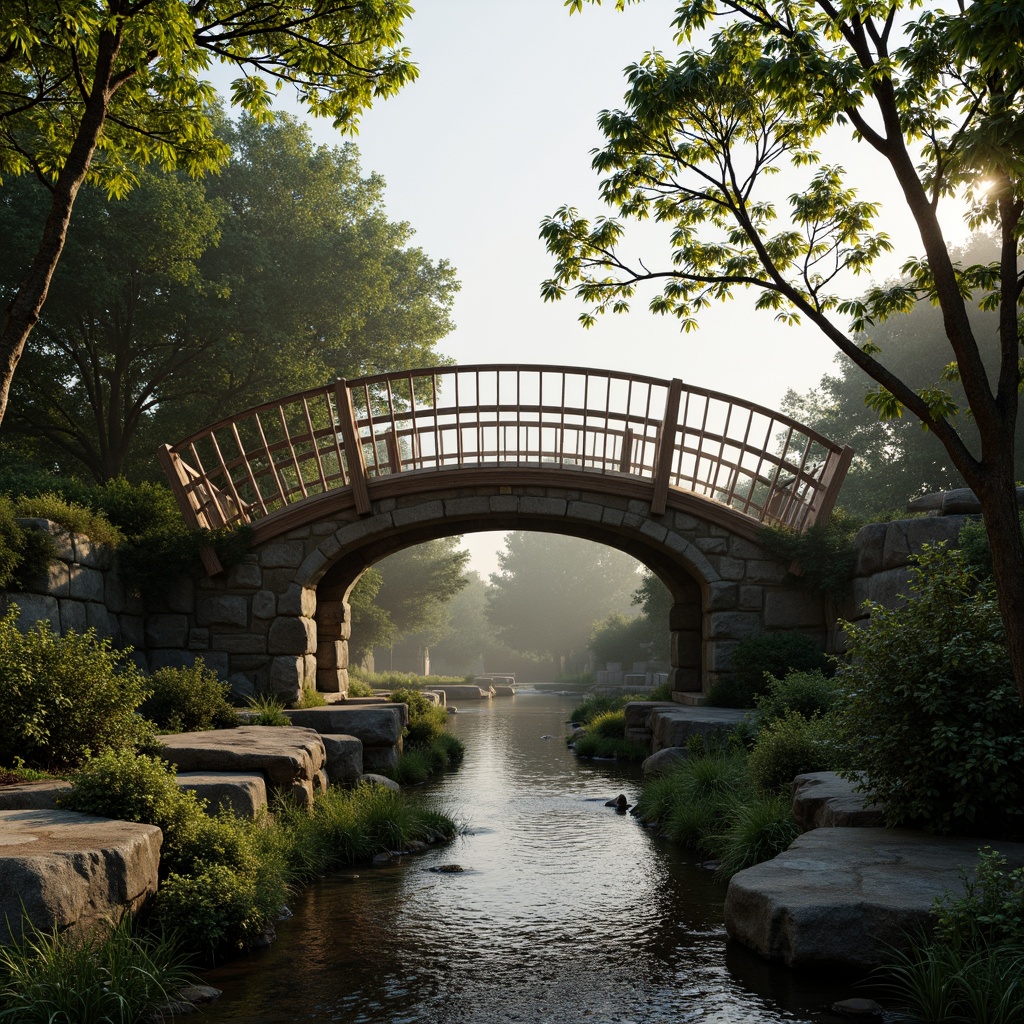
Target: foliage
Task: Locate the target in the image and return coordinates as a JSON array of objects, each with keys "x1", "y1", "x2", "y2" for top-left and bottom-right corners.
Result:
[
  {"x1": 568, "y1": 693, "x2": 622, "y2": 725},
  {"x1": 12, "y1": 493, "x2": 122, "y2": 547},
  {"x1": 388, "y1": 688, "x2": 448, "y2": 746},
  {"x1": 141, "y1": 660, "x2": 238, "y2": 733},
  {"x1": 588, "y1": 612, "x2": 649, "y2": 666},
  {"x1": 0, "y1": 914, "x2": 193, "y2": 1024},
  {"x1": 0, "y1": 608, "x2": 151, "y2": 770},
  {"x1": 385, "y1": 688, "x2": 464, "y2": 781},
  {"x1": 0, "y1": 495, "x2": 57, "y2": 591},
  {"x1": 747, "y1": 711, "x2": 844, "y2": 795},
  {"x1": 934, "y1": 849, "x2": 1024, "y2": 954},
  {"x1": 837, "y1": 545, "x2": 1024, "y2": 837},
  {"x1": 345, "y1": 676, "x2": 376, "y2": 698},
  {"x1": 246, "y1": 696, "x2": 291, "y2": 727},
  {"x1": 572, "y1": 734, "x2": 649, "y2": 761},
  {"x1": 754, "y1": 670, "x2": 841, "y2": 728},
  {"x1": 960, "y1": 511, "x2": 1024, "y2": 583},
  {"x1": 549, "y1": 0, "x2": 1024, "y2": 702},
  {"x1": 712, "y1": 793, "x2": 801, "y2": 880},
  {"x1": 0, "y1": 0, "x2": 419, "y2": 429},
  {"x1": 756, "y1": 508, "x2": 863, "y2": 598},
  {"x1": 586, "y1": 709, "x2": 627, "y2": 740},
  {"x1": 486, "y1": 532, "x2": 642, "y2": 670},
  {"x1": 294, "y1": 688, "x2": 328, "y2": 709},
  {"x1": 710, "y1": 632, "x2": 829, "y2": 708},
  {"x1": 0, "y1": 758, "x2": 53, "y2": 785}
]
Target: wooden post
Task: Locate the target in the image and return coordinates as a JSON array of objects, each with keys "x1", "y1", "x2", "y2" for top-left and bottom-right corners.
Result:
[
  {"x1": 335, "y1": 379, "x2": 372, "y2": 515},
  {"x1": 618, "y1": 428, "x2": 634, "y2": 474},
  {"x1": 805, "y1": 445, "x2": 854, "y2": 528},
  {"x1": 651, "y1": 378, "x2": 683, "y2": 515},
  {"x1": 157, "y1": 445, "x2": 224, "y2": 576},
  {"x1": 385, "y1": 429, "x2": 403, "y2": 474}
]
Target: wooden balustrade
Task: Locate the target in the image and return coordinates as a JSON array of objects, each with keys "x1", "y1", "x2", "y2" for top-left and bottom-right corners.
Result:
[{"x1": 160, "y1": 364, "x2": 852, "y2": 536}]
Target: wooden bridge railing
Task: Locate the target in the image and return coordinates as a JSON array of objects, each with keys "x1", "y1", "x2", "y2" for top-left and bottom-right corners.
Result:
[{"x1": 159, "y1": 364, "x2": 852, "y2": 538}]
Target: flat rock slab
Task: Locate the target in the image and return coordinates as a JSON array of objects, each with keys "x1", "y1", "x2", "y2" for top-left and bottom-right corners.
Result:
[
  {"x1": 176, "y1": 772, "x2": 268, "y2": 818},
  {"x1": 0, "y1": 808, "x2": 161, "y2": 943},
  {"x1": 320, "y1": 735, "x2": 363, "y2": 784},
  {"x1": 724, "y1": 827, "x2": 1024, "y2": 971},
  {"x1": 648, "y1": 706, "x2": 747, "y2": 751},
  {"x1": 791, "y1": 772, "x2": 886, "y2": 831},
  {"x1": 158, "y1": 726, "x2": 325, "y2": 808},
  {"x1": 426, "y1": 685, "x2": 492, "y2": 700},
  {"x1": 0, "y1": 781, "x2": 71, "y2": 811},
  {"x1": 283, "y1": 706, "x2": 404, "y2": 747}
]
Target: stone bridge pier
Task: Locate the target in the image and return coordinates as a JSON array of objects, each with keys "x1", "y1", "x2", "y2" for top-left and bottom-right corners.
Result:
[{"x1": 170, "y1": 483, "x2": 826, "y2": 704}]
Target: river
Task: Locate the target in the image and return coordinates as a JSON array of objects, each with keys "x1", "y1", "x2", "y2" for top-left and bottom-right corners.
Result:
[{"x1": 199, "y1": 691, "x2": 866, "y2": 1023}]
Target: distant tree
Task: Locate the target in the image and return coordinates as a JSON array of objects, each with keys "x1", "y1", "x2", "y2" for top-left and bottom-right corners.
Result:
[
  {"x1": 783, "y1": 236, "x2": 1024, "y2": 516},
  {"x1": 0, "y1": 114, "x2": 458, "y2": 480},
  {"x1": 486, "y1": 532, "x2": 641, "y2": 672},
  {"x1": 0, "y1": 0, "x2": 416, "y2": 429},
  {"x1": 545, "y1": 1, "x2": 1024, "y2": 698}
]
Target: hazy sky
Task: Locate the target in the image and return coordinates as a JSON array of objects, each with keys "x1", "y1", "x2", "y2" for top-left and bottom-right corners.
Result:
[{"x1": 250, "y1": 0, "x2": 971, "y2": 576}]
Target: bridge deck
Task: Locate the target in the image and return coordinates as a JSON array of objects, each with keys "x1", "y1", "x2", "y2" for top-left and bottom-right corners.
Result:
[{"x1": 160, "y1": 364, "x2": 851, "y2": 542}]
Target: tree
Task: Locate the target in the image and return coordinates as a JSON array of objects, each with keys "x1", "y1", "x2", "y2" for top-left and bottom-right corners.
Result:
[
  {"x1": 784, "y1": 236, "x2": 1024, "y2": 515},
  {"x1": 485, "y1": 532, "x2": 641, "y2": 673},
  {"x1": 544, "y1": 0, "x2": 1024, "y2": 698},
  {"x1": 0, "y1": 113, "x2": 457, "y2": 480},
  {"x1": 0, "y1": 0, "x2": 416, "y2": 428}
]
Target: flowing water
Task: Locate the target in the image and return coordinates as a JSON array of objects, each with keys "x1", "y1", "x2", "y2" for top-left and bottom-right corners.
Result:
[{"x1": 199, "y1": 691, "x2": 866, "y2": 1023}]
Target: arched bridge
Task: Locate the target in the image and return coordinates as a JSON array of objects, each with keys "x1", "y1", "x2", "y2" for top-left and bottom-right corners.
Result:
[{"x1": 155, "y1": 365, "x2": 852, "y2": 701}]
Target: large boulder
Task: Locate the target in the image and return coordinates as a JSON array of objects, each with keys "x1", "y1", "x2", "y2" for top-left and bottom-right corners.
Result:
[
  {"x1": 321, "y1": 735, "x2": 363, "y2": 785},
  {"x1": 157, "y1": 726, "x2": 326, "y2": 808},
  {"x1": 724, "y1": 828, "x2": 1024, "y2": 971},
  {"x1": 0, "y1": 808, "x2": 161, "y2": 943},
  {"x1": 648, "y1": 706, "x2": 747, "y2": 751},
  {"x1": 282, "y1": 706, "x2": 404, "y2": 746},
  {"x1": 0, "y1": 781, "x2": 71, "y2": 811},
  {"x1": 791, "y1": 772, "x2": 886, "y2": 831}
]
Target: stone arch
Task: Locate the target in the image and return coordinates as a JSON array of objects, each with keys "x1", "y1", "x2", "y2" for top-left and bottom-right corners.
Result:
[{"x1": 182, "y1": 482, "x2": 824, "y2": 704}]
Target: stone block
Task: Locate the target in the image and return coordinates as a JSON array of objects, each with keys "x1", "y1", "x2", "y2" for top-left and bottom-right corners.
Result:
[
  {"x1": 282, "y1": 705, "x2": 404, "y2": 747},
  {"x1": 145, "y1": 614, "x2": 189, "y2": 649},
  {"x1": 211, "y1": 632, "x2": 267, "y2": 655},
  {"x1": 790, "y1": 772, "x2": 886, "y2": 831},
  {"x1": 695, "y1": 537, "x2": 728, "y2": 554},
  {"x1": 729, "y1": 537, "x2": 767, "y2": 560},
  {"x1": 58, "y1": 599, "x2": 88, "y2": 635},
  {"x1": 882, "y1": 520, "x2": 912, "y2": 570},
  {"x1": 724, "y1": 829, "x2": 1024, "y2": 971},
  {"x1": 69, "y1": 565, "x2": 104, "y2": 602},
  {"x1": 166, "y1": 575, "x2": 195, "y2": 615},
  {"x1": 20, "y1": 560, "x2": 70, "y2": 597},
  {"x1": 0, "y1": 808, "x2": 161, "y2": 944},
  {"x1": 252, "y1": 590, "x2": 277, "y2": 619},
  {"x1": 268, "y1": 655, "x2": 303, "y2": 701},
  {"x1": 716, "y1": 556, "x2": 746, "y2": 581},
  {"x1": 73, "y1": 534, "x2": 112, "y2": 569},
  {"x1": 12, "y1": 593, "x2": 59, "y2": 631},
  {"x1": 0, "y1": 781, "x2": 72, "y2": 811},
  {"x1": 258, "y1": 541, "x2": 306, "y2": 568},
  {"x1": 518, "y1": 496, "x2": 567, "y2": 517},
  {"x1": 670, "y1": 630, "x2": 701, "y2": 668},
  {"x1": 157, "y1": 726, "x2": 326, "y2": 809},
  {"x1": 445, "y1": 496, "x2": 492, "y2": 517},
  {"x1": 321, "y1": 735, "x2": 363, "y2": 784},
  {"x1": 85, "y1": 602, "x2": 113, "y2": 638},
  {"x1": 567, "y1": 500, "x2": 603, "y2": 522},
  {"x1": 706, "y1": 582, "x2": 737, "y2": 611},
  {"x1": 744, "y1": 560, "x2": 788, "y2": 584},
  {"x1": 763, "y1": 590, "x2": 825, "y2": 629},
  {"x1": 297, "y1": 549, "x2": 329, "y2": 583},
  {"x1": 906, "y1": 514, "x2": 965, "y2": 553},
  {"x1": 118, "y1": 614, "x2": 144, "y2": 649},
  {"x1": 228, "y1": 673, "x2": 255, "y2": 700},
  {"x1": 188, "y1": 627, "x2": 210, "y2": 650},
  {"x1": 391, "y1": 500, "x2": 444, "y2": 527},
  {"x1": 669, "y1": 602, "x2": 701, "y2": 630},
  {"x1": 268, "y1": 615, "x2": 316, "y2": 655},
  {"x1": 198, "y1": 595, "x2": 248, "y2": 628},
  {"x1": 488, "y1": 495, "x2": 519, "y2": 514},
  {"x1": 639, "y1": 520, "x2": 669, "y2": 544},
  {"x1": 738, "y1": 585, "x2": 763, "y2": 610},
  {"x1": 866, "y1": 567, "x2": 913, "y2": 609},
  {"x1": 176, "y1": 772, "x2": 267, "y2": 818},
  {"x1": 648, "y1": 706, "x2": 747, "y2": 751},
  {"x1": 278, "y1": 584, "x2": 316, "y2": 618},
  {"x1": 103, "y1": 572, "x2": 126, "y2": 614},
  {"x1": 15, "y1": 518, "x2": 73, "y2": 561},
  {"x1": 226, "y1": 561, "x2": 263, "y2": 589},
  {"x1": 706, "y1": 611, "x2": 761, "y2": 640},
  {"x1": 669, "y1": 512, "x2": 699, "y2": 531},
  {"x1": 600, "y1": 507, "x2": 625, "y2": 527},
  {"x1": 362, "y1": 745, "x2": 399, "y2": 774},
  {"x1": 939, "y1": 487, "x2": 982, "y2": 514},
  {"x1": 707, "y1": 639, "x2": 738, "y2": 673}
]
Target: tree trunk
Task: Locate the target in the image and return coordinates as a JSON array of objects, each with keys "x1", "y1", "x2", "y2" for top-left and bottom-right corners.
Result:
[{"x1": 0, "y1": 31, "x2": 122, "y2": 427}]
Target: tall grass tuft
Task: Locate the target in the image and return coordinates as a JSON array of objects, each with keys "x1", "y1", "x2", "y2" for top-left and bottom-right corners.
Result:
[
  {"x1": 0, "y1": 914, "x2": 193, "y2": 1024},
  {"x1": 710, "y1": 792, "x2": 800, "y2": 879}
]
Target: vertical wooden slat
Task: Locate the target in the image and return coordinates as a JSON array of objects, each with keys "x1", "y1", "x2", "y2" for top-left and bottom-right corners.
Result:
[
  {"x1": 385, "y1": 430, "x2": 403, "y2": 474},
  {"x1": 230, "y1": 421, "x2": 268, "y2": 516},
  {"x1": 301, "y1": 396, "x2": 328, "y2": 492},
  {"x1": 276, "y1": 405, "x2": 308, "y2": 499},
  {"x1": 187, "y1": 440, "x2": 230, "y2": 527},
  {"x1": 651, "y1": 378, "x2": 683, "y2": 515},
  {"x1": 619, "y1": 428, "x2": 634, "y2": 473},
  {"x1": 253, "y1": 411, "x2": 289, "y2": 506},
  {"x1": 157, "y1": 445, "x2": 225, "y2": 576},
  {"x1": 207, "y1": 430, "x2": 248, "y2": 525},
  {"x1": 335, "y1": 379, "x2": 372, "y2": 515}
]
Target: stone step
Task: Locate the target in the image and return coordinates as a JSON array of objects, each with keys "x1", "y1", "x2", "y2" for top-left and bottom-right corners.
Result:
[
  {"x1": 791, "y1": 771, "x2": 885, "y2": 831},
  {"x1": 0, "y1": 808, "x2": 161, "y2": 944},
  {"x1": 176, "y1": 772, "x2": 268, "y2": 818}
]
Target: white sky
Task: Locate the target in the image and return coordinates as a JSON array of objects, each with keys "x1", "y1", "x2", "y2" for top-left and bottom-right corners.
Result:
[{"x1": 236, "y1": 0, "x2": 972, "y2": 577}]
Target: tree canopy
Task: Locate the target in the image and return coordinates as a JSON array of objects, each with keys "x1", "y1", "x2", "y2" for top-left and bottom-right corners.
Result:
[
  {"x1": 0, "y1": 0, "x2": 417, "y2": 427},
  {"x1": 546, "y1": 0, "x2": 1024, "y2": 698},
  {"x1": 0, "y1": 113, "x2": 457, "y2": 481}
]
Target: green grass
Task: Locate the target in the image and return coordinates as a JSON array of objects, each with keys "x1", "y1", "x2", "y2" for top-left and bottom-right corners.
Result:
[
  {"x1": 0, "y1": 914, "x2": 193, "y2": 1024},
  {"x1": 245, "y1": 694, "x2": 291, "y2": 726},
  {"x1": 572, "y1": 734, "x2": 649, "y2": 760}
]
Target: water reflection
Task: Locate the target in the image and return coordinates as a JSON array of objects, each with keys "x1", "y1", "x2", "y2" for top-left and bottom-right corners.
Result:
[{"x1": 199, "y1": 692, "x2": 849, "y2": 1023}]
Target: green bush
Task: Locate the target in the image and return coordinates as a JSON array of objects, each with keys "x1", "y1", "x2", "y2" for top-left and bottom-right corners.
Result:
[
  {"x1": 572, "y1": 734, "x2": 649, "y2": 760},
  {"x1": 0, "y1": 914, "x2": 193, "y2": 1024},
  {"x1": 14, "y1": 493, "x2": 122, "y2": 548},
  {"x1": 0, "y1": 608, "x2": 152, "y2": 770},
  {"x1": 389, "y1": 688, "x2": 448, "y2": 746},
  {"x1": 757, "y1": 507, "x2": 862, "y2": 597},
  {"x1": 933, "y1": 848, "x2": 1024, "y2": 953},
  {"x1": 837, "y1": 544, "x2": 1024, "y2": 837},
  {"x1": 141, "y1": 660, "x2": 238, "y2": 733},
  {"x1": 709, "y1": 631, "x2": 829, "y2": 708},
  {"x1": 754, "y1": 669, "x2": 840, "y2": 726},
  {"x1": 568, "y1": 693, "x2": 620, "y2": 725},
  {"x1": 346, "y1": 677, "x2": 375, "y2": 697},
  {"x1": 587, "y1": 709, "x2": 626, "y2": 739},
  {"x1": 0, "y1": 496, "x2": 58, "y2": 592},
  {"x1": 748, "y1": 711, "x2": 843, "y2": 794},
  {"x1": 711, "y1": 792, "x2": 801, "y2": 878}
]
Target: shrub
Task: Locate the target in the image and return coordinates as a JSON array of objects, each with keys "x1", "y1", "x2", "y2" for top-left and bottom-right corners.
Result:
[
  {"x1": 709, "y1": 631, "x2": 829, "y2": 708},
  {"x1": 748, "y1": 711, "x2": 843, "y2": 794},
  {"x1": 572, "y1": 734, "x2": 648, "y2": 760},
  {"x1": 0, "y1": 914, "x2": 193, "y2": 1024},
  {"x1": 246, "y1": 695, "x2": 291, "y2": 726},
  {"x1": 933, "y1": 848, "x2": 1024, "y2": 953},
  {"x1": 568, "y1": 693, "x2": 620, "y2": 725},
  {"x1": 711, "y1": 792, "x2": 801, "y2": 878},
  {"x1": 141, "y1": 660, "x2": 238, "y2": 733},
  {"x1": 346, "y1": 677, "x2": 374, "y2": 697},
  {"x1": 389, "y1": 688, "x2": 448, "y2": 746},
  {"x1": 837, "y1": 544, "x2": 1024, "y2": 837},
  {"x1": 754, "y1": 670, "x2": 840, "y2": 727},
  {"x1": 0, "y1": 496, "x2": 57, "y2": 592},
  {"x1": 757, "y1": 507, "x2": 862, "y2": 597},
  {"x1": 13, "y1": 493, "x2": 122, "y2": 548},
  {"x1": 0, "y1": 608, "x2": 151, "y2": 770},
  {"x1": 587, "y1": 709, "x2": 626, "y2": 740}
]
